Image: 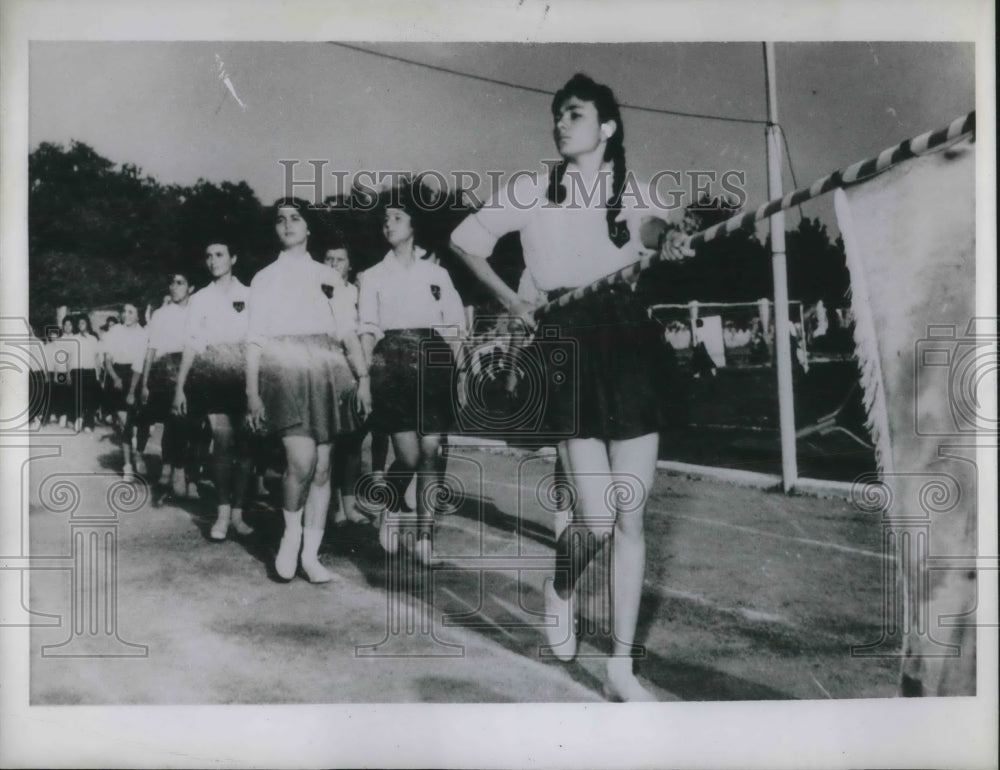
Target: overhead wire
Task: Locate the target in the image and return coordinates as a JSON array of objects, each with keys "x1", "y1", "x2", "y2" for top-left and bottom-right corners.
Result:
[{"x1": 328, "y1": 42, "x2": 768, "y2": 126}]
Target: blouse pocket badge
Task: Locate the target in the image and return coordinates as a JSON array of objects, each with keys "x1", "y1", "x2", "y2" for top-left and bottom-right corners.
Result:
[
  {"x1": 430, "y1": 284, "x2": 441, "y2": 301},
  {"x1": 232, "y1": 301, "x2": 245, "y2": 313},
  {"x1": 321, "y1": 283, "x2": 334, "y2": 299}
]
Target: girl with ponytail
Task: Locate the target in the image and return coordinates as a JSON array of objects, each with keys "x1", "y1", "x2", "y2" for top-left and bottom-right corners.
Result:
[{"x1": 450, "y1": 73, "x2": 693, "y2": 701}]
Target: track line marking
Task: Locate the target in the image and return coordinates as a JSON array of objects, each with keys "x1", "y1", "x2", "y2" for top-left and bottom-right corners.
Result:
[
  {"x1": 666, "y1": 513, "x2": 886, "y2": 560},
  {"x1": 476, "y1": 477, "x2": 886, "y2": 560}
]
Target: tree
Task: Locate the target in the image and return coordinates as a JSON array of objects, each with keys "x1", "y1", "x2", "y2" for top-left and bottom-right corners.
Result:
[{"x1": 28, "y1": 141, "x2": 267, "y2": 328}]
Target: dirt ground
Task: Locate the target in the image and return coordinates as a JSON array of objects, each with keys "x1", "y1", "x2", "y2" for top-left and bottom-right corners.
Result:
[{"x1": 27, "y1": 424, "x2": 899, "y2": 704}]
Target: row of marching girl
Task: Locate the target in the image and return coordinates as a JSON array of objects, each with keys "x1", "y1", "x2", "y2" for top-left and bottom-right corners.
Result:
[
  {"x1": 358, "y1": 187, "x2": 467, "y2": 564},
  {"x1": 245, "y1": 198, "x2": 372, "y2": 583}
]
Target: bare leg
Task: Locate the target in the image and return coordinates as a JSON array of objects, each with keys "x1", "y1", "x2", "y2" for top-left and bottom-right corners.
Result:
[
  {"x1": 208, "y1": 413, "x2": 235, "y2": 540},
  {"x1": 414, "y1": 433, "x2": 442, "y2": 562},
  {"x1": 378, "y1": 431, "x2": 419, "y2": 553},
  {"x1": 605, "y1": 432, "x2": 659, "y2": 701}
]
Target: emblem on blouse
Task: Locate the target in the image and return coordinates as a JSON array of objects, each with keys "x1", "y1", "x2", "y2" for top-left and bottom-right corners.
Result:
[
  {"x1": 321, "y1": 283, "x2": 334, "y2": 299},
  {"x1": 232, "y1": 301, "x2": 245, "y2": 313},
  {"x1": 430, "y1": 284, "x2": 441, "y2": 301}
]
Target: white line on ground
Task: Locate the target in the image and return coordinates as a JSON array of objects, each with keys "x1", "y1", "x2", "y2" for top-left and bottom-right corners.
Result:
[
  {"x1": 667, "y1": 513, "x2": 886, "y2": 560},
  {"x1": 479, "y1": 477, "x2": 886, "y2": 560},
  {"x1": 656, "y1": 587, "x2": 788, "y2": 626}
]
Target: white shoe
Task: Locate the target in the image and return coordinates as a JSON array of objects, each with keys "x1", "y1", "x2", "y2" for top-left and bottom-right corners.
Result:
[
  {"x1": 404, "y1": 477, "x2": 417, "y2": 511},
  {"x1": 58, "y1": 415, "x2": 67, "y2": 428},
  {"x1": 134, "y1": 455, "x2": 147, "y2": 475},
  {"x1": 412, "y1": 535, "x2": 433, "y2": 565},
  {"x1": 275, "y1": 523, "x2": 303, "y2": 581},
  {"x1": 604, "y1": 659, "x2": 657, "y2": 702},
  {"x1": 301, "y1": 528, "x2": 332, "y2": 583},
  {"x1": 378, "y1": 510, "x2": 398, "y2": 554},
  {"x1": 231, "y1": 517, "x2": 254, "y2": 536},
  {"x1": 121, "y1": 464, "x2": 135, "y2": 483},
  {"x1": 542, "y1": 578, "x2": 577, "y2": 662},
  {"x1": 210, "y1": 517, "x2": 229, "y2": 541}
]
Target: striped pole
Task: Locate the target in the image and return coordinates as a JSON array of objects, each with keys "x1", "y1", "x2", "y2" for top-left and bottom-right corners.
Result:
[{"x1": 534, "y1": 110, "x2": 976, "y2": 319}]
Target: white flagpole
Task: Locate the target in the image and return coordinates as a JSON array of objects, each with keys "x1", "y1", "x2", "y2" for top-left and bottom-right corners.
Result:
[{"x1": 763, "y1": 42, "x2": 798, "y2": 492}]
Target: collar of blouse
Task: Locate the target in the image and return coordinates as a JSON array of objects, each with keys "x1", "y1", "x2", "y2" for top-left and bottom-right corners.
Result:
[{"x1": 384, "y1": 245, "x2": 428, "y2": 269}]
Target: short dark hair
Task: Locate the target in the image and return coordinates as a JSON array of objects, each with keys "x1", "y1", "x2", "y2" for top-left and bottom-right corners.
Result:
[
  {"x1": 272, "y1": 196, "x2": 321, "y2": 238},
  {"x1": 204, "y1": 237, "x2": 237, "y2": 255}
]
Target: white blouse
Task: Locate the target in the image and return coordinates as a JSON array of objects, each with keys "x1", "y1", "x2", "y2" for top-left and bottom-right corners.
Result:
[
  {"x1": 247, "y1": 251, "x2": 357, "y2": 347},
  {"x1": 184, "y1": 278, "x2": 250, "y2": 352},
  {"x1": 450, "y1": 166, "x2": 673, "y2": 292},
  {"x1": 357, "y1": 248, "x2": 467, "y2": 341},
  {"x1": 146, "y1": 301, "x2": 191, "y2": 358},
  {"x1": 73, "y1": 333, "x2": 100, "y2": 371},
  {"x1": 102, "y1": 324, "x2": 149, "y2": 372}
]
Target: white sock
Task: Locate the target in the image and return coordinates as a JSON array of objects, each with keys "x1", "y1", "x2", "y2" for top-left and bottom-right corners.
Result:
[
  {"x1": 231, "y1": 507, "x2": 253, "y2": 534},
  {"x1": 275, "y1": 508, "x2": 303, "y2": 580},
  {"x1": 301, "y1": 527, "x2": 332, "y2": 583}
]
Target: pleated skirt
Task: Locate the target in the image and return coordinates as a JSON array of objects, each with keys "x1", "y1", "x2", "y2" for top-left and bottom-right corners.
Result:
[
  {"x1": 369, "y1": 328, "x2": 455, "y2": 435},
  {"x1": 260, "y1": 334, "x2": 359, "y2": 443}
]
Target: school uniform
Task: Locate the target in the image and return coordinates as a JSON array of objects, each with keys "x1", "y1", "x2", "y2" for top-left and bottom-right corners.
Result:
[
  {"x1": 183, "y1": 279, "x2": 250, "y2": 416},
  {"x1": 247, "y1": 251, "x2": 358, "y2": 443},
  {"x1": 101, "y1": 323, "x2": 148, "y2": 411},
  {"x1": 72, "y1": 333, "x2": 101, "y2": 428},
  {"x1": 44, "y1": 335, "x2": 76, "y2": 420},
  {"x1": 358, "y1": 247, "x2": 466, "y2": 434},
  {"x1": 450, "y1": 167, "x2": 674, "y2": 440},
  {"x1": 141, "y1": 301, "x2": 190, "y2": 421}
]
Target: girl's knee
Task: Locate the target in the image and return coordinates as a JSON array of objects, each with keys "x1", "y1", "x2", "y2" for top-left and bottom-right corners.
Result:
[
  {"x1": 615, "y1": 510, "x2": 645, "y2": 540},
  {"x1": 311, "y1": 464, "x2": 331, "y2": 487}
]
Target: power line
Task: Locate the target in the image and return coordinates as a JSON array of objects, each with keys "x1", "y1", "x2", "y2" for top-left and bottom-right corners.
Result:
[
  {"x1": 776, "y1": 122, "x2": 805, "y2": 220},
  {"x1": 328, "y1": 42, "x2": 767, "y2": 126}
]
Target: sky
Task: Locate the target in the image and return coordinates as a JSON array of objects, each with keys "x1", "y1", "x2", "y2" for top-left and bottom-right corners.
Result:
[{"x1": 29, "y1": 41, "x2": 975, "y2": 232}]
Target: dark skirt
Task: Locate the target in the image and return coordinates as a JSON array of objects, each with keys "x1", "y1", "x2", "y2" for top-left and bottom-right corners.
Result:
[
  {"x1": 70, "y1": 368, "x2": 99, "y2": 424},
  {"x1": 144, "y1": 352, "x2": 183, "y2": 422},
  {"x1": 106, "y1": 363, "x2": 136, "y2": 413},
  {"x1": 369, "y1": 328, "x2": 455, "y2": 435},
  {"x1": 186, "y1": 343, "x2": 247, "y2": 416},
  {"x1": 536, "y1": 284, "x2": 673, "y2": 441},
  {"x1": 260, "y1": 334, "x2": 358, "y2": 443}
]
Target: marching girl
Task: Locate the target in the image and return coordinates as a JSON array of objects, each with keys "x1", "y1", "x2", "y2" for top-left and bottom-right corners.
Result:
[
  {"x1": 138, "y1": 272, "x2": 197, "y2": 503},
  {"x1": 172, "y1": 240, "x2": 255, "y2": 540},
  {"x1": 449, "y1": 74, "x2": 692, "y2": 701},
  {"x1": 323, "y1": 240, "x2": 371, "y2": 527},
  {"x1": 102, "y1": 302, "x2": 149, "y2": 482},
  {"x1": 72, "y1": 314, "x2": 101, "y2": 432},
  {"x1": 358, "y1": 186, "x2": 467, "y2": 563},
  {"x1": 245, "y1": 198, "x2": 371, "y2": 583},
  {"x1": 51, "y1": 317, "x2": 77, "y2": 428}
]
